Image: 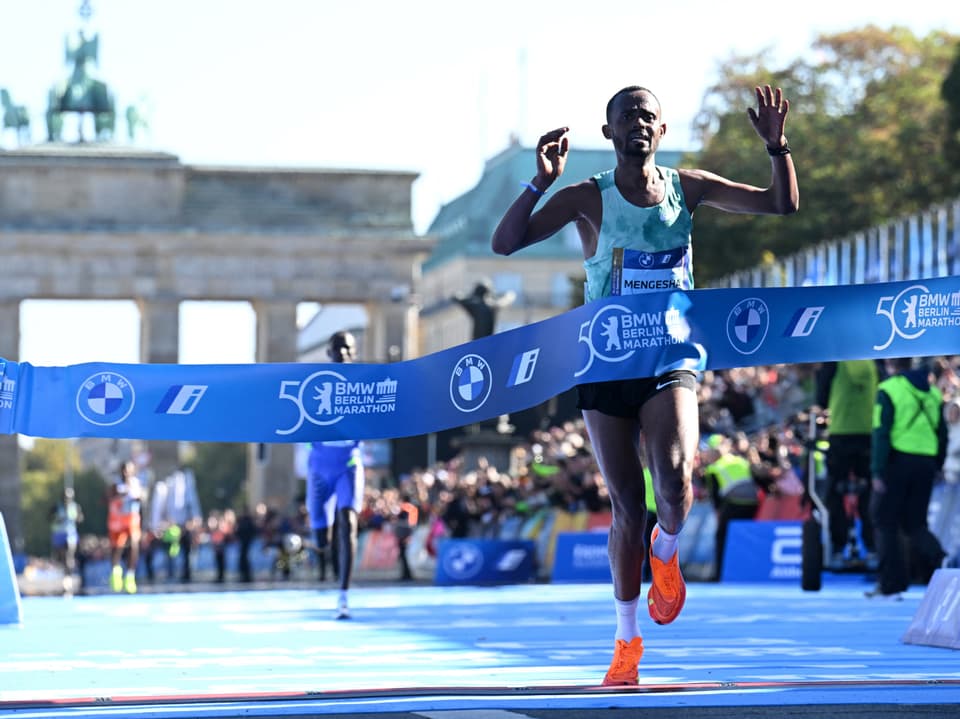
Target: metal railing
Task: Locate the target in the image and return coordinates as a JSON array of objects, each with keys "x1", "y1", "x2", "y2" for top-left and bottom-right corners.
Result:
[{"x1": 713, "y1": 198, "x2": 960, "y2": 288}]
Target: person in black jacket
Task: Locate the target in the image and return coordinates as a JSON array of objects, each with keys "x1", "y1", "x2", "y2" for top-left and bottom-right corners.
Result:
[{"x1": 868, "y1": 357, "x2": 948, "y2": 599}]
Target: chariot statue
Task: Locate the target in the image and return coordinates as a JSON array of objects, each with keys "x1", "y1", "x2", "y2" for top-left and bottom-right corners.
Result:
[
  {"x1": 46, "y1": 6, "x2": 116, "y2": 142},
  {"x1": 1, "y1": 88, "x2": 31, "y2": 146}
]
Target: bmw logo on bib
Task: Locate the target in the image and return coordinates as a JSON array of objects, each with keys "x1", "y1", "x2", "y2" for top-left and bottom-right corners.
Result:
[
  {"x1": 726, "y1": 298, "x2": 770, "y2": 355},
  {"x1": 76, "y1": 372, "x2": 136, "y2": 426},
  {"x1": 450, "y1": 353, "x2": 492, "y2": 413}
]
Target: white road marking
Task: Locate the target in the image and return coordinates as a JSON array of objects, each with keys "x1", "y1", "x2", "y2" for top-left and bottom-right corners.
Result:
[{"x1": 417, "y1": 712, "x2": 536, "y2": 719}]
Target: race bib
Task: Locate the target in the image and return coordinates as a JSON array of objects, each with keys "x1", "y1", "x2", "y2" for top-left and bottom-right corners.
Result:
[{"x1": 611, "y1": 247, "x2": 689, "y2": 295}]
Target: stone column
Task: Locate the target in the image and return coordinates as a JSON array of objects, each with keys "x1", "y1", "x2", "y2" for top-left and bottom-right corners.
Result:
[
  {"x1": 249, "y1": 300, "x2": 297, "y2": 511},
  {"x1": 403, "y1": 301, "x2": 422, "y2": 360},
  {"x1": 366, "y1": 300, "x2": 416, "y2": 362},
  {"x1": 138, "y1": 298, "x2": 181, "y2": 483},
  {"x1": 365, "y1": 304, "x2": 385, "y2": 363},
  {"x1": 0, "y1": 300, "x2": 21, "y2": 550}
]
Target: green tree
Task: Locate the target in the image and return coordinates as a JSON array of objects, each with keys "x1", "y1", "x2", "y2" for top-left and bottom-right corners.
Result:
[
  {"x1": 183, "y1": 442, "x2": 248, "y2": 513},
  {"x1": 942, "y1": 41, "x2": 960, "y2": 165},
  {"x1": 72, "y1": 466, "x2": 109, "y2": 541},
  {"x1": 20, "y1": 440, "x2": 107, "y2": 556},
  {"x1": 689, "y1": 26, "x2": 960, "y2": 283},
  {"x1": 20, "y1": 468, "x2": 61, "y2": 557}
]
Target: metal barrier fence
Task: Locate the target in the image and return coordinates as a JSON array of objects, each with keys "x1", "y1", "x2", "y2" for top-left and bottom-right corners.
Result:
[{"x1": 714, "y1": 198, "x2": 960, "y2": 288}]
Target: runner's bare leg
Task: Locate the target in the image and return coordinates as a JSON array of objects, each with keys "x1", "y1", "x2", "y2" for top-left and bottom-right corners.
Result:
[{"x1": 582, "y1": 410, "x2": 645, "y2": 601}]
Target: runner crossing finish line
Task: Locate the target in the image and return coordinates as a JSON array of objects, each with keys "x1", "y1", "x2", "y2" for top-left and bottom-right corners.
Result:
[{"x1": 1, "y1": 278, "x2": 958, "y2": 443}]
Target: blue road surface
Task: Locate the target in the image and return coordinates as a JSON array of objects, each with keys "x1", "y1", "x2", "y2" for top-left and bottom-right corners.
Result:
[{"x1": 0, "y1": 577, "x2": 958, "y2": 718}]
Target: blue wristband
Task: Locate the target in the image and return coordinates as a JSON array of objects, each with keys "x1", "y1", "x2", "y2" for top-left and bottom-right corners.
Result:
[{"x1": 521, "y1": 182, "x2": 544, "y2": 196}]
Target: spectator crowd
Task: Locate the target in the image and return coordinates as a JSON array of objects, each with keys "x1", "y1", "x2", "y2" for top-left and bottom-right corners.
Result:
[{"x1": 54, "y1": 356, "x2": 960, "y2": 592}]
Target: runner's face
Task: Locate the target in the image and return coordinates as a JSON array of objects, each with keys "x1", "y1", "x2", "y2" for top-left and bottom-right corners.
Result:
[{"x1": 607, "y1": 91, "x2": 663, "y2": 157}]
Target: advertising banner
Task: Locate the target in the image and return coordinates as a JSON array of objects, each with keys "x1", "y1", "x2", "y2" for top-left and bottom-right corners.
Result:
[
  {"x1": 721, "y1": 520, "x2": 803, "y2": 583},
  {"x1": 2, "y1": 278, "x2": 957, "y2": 442},
  {"x1": 551, "y1": 531, "x2": 612, "y2": 583},
  {"x1": 434, "y1": 539, "x2": 536, "y2": 586}
]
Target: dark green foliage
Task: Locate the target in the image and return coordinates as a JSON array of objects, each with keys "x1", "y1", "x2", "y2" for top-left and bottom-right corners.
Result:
[
  {"x1": 20, "y1": 440, "x2": 106, "y2": 556},
  {"x1": 942, "y1": 41, "x2": 960, "y2": 165},
  {"x1": 690, "y1": 26, "x2": 960, "y2": 283},
  {"x1": 184, "y1": 442, "x2": 248, "y2": 513}
]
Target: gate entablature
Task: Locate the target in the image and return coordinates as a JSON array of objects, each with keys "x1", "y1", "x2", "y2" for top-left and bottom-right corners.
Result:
[{"x1": 0, "y1": 147, "x2": 435, "y2": 546}]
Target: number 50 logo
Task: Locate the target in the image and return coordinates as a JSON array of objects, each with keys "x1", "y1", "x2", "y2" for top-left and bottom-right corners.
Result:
[
  {"x1": 873, "y1": 284, "x2": 928, "y2": 351},
  {"x1": 275, "y1": 370, "x2": 347, "y2": 435}
]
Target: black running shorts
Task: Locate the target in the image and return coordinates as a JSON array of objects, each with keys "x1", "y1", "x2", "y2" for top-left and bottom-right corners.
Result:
[{"x1": 576, "y1": 370, "x2": 698, "y2": 419}]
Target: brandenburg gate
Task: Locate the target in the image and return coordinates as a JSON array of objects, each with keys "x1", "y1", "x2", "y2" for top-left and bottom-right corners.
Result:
[{"x1": 0, "y1": 145, "x2": 433, "y2": 546}]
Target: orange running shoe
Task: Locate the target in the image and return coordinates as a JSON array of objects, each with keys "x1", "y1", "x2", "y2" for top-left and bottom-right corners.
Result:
[
  {"x1": 647, "y1": 526, "x2": 686, "y2": 625},
  {"x1": 602, "y1": 636, "x2": 644, "y2": 686}
]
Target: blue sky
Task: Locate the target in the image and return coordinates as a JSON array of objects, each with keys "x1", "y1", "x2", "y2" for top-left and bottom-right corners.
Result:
[{"x1": 2, "y1": 0, "x2": 957, "y2": 366}]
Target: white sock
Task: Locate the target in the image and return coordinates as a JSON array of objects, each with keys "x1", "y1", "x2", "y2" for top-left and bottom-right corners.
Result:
[
  {"x1": 614, "y1": 596, "x2": 640, "y2": 642},
  {"x1": 652, "y1": 523, "x2": 680, "y2": 562},
  {"x1": 339, "y1": 590, "x2": 349, "y2": 607}
]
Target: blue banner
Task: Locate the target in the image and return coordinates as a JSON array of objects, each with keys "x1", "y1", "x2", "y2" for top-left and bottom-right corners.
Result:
[
  {"x1": 1, "y1": 277, "x2": 958, "y2": 442},
  {"x1": 721, "y1": 520, "x2": 803, "y2": 582},
  {"x1": 551, "y1": 532, "x2": 612, "y2": 583},
  {"x1": 434, "y1": 539, "x2": 536, "y2": 586}
]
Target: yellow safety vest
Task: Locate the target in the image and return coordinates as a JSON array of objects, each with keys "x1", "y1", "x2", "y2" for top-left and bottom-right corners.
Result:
[
  {"x1": 706, "y1": 454, "x2": 755, "y2": 504},
  {"x1": 875, "y1": 375, "x2": 942, "y2": 457}
]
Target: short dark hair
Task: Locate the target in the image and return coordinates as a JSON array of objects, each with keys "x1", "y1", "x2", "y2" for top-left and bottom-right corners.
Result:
[
  {"x1": 605, "y1": 86, "x2": 660, "y2": 121},
  {"x1": 888, "y1": 357, "x2": 914, "y2": 371},
  {"x1": 328, "y1": 330, "x2": 356, "y2": 354}
]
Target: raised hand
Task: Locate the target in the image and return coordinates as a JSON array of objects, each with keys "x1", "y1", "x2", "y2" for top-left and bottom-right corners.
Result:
[
  {"x1": 747, "y1": 85, "x2": 789, "y2": 149},
  {"x1": 535, "y1": 127, "x2": 570, "y2": 187}
]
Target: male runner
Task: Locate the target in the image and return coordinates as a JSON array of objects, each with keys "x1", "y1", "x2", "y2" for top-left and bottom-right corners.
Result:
[
  {"x1": 491, "y1": 84, "x2": 799, "y2": 684},
  {"x1": 305, "y1": 331, "x2": 365, "y2": 619},
  {"x1": 108, "y1": 460, "x2": 143, "y2": 594}
]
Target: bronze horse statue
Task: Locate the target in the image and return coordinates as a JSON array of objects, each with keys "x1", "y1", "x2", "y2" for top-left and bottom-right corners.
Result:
[
  {"x1": 1, "y1": 88, "x2": 31, "y2": 146},
  {"x1": 46, "y1": 29, "x2": 116, "y2": 142}
]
